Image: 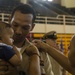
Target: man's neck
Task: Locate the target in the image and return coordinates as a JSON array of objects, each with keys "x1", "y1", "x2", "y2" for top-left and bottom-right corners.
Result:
[{"x1": 14, "y1": 40, "x2": 26, "y2": 48}]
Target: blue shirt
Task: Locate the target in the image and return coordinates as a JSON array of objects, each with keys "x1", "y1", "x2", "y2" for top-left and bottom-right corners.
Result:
[{"x1": 0, "y1": 43, "x2": 15, "y2": 61}]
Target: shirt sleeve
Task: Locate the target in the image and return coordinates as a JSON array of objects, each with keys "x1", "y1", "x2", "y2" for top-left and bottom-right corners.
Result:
[{"x1": 0, "y1": 45, "x2": 15, "y2": 61}]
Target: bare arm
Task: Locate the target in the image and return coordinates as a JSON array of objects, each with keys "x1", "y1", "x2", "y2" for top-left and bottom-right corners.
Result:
[
  {"x1": 33, "y1": 39, "x2": 75, "y2": 75},
  {"x1": 9, "y1": 45, "x2": 22, "y2": 66},
  {"x1": 46, "y1": 39, "x2": 75, "y2": 74},
  {"x1": 29, "y1": 54, "x2": 40, "y2": 75},
  {"x1": 25, "y1": 41, "x2": 41, "y2": 75}
]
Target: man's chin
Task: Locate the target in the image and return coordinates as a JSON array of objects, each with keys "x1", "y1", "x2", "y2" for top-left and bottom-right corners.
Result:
[
  {"x1": 14, "y1": 37, "x2": 25, "y2": 43},
  {"x1": 14, "y1": 40, "x2": 22, "y2": 43}
]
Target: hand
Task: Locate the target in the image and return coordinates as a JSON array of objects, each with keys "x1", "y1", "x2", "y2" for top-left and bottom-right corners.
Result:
[
  {"x1": 46, "y1": 39, "x2": 60, "y2": 50},
  {"x1": 0, "y1": 59, "x2": 8, "y2": 71},
  {"x1": 0, "y1": 59, "x2": 17, "y2": 75},
  {"x1": 12, "y1": 45, "x2": 18, "y2": 51},
  {"x1": 25, "y1": 40, "x2": 40, "y2": 56},
  {"x1": 32, "y1": 39, "x2": 49, "y2": 52}
]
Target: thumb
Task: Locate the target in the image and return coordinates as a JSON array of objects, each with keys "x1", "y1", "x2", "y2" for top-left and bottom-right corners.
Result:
[{"x1": 26, "y1": 38, "x2": 32, "y2": 45}]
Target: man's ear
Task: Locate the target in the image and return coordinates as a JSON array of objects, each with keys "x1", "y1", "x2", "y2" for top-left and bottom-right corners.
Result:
[
  {"x1": 0, "y1": 34, "x2": 2, "y2": 40},
  {"x1": 8, "y1": 15, "x2": 11, "y2": 24},
  {"x1": 30, "y1": 23, "x2": 35, "y2": 31}
]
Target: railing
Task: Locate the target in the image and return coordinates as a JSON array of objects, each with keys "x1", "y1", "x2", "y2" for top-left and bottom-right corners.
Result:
[
  {"x1": 35, "y1": 15, "x2": 75, "y2": 25},
  {"x1": 0, "y1": 13, "x2": 11, "y2": 23},
  {"x1": 0, "y1": 13, "x2": 75, "y2": 25},
  {"x1": 0, "y1": 13, "x2": 74, "y2": 55}
]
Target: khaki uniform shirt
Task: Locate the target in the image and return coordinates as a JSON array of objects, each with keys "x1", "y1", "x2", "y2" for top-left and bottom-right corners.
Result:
[
  {"x1": 4, "y1": 39, "x2": 54, "y2": 75},
  {"x1": 18, "y1": 39, "x2": 54, "y2": 75},
  {"x1": 49, "y1": 56, "x2": 62, "y2": 75}
]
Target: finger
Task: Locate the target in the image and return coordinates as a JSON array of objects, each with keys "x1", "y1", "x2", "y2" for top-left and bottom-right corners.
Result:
[
  {"x1": 32, "y1": 39, "x2": 39, "y2": 43},
  {"x1": 32, "y1": 42, "x2": 37, "y2": 46},
  {"x1": 26, "y1": 38, "x2": 32, "y2": 45},
  {"x1": 32, "y1": 41, "x2": 39, "y2": 46}
]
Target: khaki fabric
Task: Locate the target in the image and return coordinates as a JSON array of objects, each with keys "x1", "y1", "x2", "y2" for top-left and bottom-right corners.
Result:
[
  {"x1": 40, "y1": 52, "x2": 54, "y2": 75},
  {"x1": 1, "y1": 39, "x2": 54, "y2": 75},
  {"x1": 18, "y1": 39, "x2": 54, "y2": 75},
  {"x1": 49, "y1": 56, "x2": 62, "y2": 75}
]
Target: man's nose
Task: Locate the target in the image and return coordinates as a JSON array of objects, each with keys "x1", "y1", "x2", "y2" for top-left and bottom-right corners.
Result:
[{"x1": 15, "y1": 27, "x2": 22, "y2": 34}]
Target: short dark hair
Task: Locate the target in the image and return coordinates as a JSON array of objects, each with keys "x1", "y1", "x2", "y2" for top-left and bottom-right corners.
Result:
[
  {"x1": 43, "y1": 31, "x2": 57, "y2": 40},
  {"x1": 11, "y1": 4, "x2": 36, "y2": 23}
]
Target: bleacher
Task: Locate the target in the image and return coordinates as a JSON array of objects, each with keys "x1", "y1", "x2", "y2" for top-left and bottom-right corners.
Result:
[
  {"x1": 0, "y1": 1, "x2": 75, "y2": 73},
  {"x1": 0, "y1": 0, "x2": 75, "y2": 58},
  {"x1": 28, "y1": 0, "x2": 58, "y2": 17},
  {"x1": 28, "y1": 0, "x2": 75, "y2": 17},
  {"x1": 0, "y1": 0, "x2": 74, "y2": 17},
  {"x1": 0, "y1": 0, "x2": 21, "y2": 13}
]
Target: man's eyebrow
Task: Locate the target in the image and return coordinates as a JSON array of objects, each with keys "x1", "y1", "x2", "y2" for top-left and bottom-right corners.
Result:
[
  {"x1": 13, "y1": 21, "x2": 18, "y2": 25},
  {"x1": 23, "y1": 24, "x2": 31, "y2": 27},
  {"x1": 23, "y1": 25, "x2": 31, "y2": 27},
  {"x1": 12, "y1": 21, "x2": 31, "y2": 27}
]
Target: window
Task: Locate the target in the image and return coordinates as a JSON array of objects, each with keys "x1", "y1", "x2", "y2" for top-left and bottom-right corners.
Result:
[
  {"x1": 42, "y1": 0, "x2": 53, "y2": 2},
  {"x1": 48, "y1": 0, "x2": 53, "y2": 1}
]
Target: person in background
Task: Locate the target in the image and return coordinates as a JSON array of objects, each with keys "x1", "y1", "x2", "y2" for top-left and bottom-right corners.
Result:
[
  {"x1": 0, "y1": 21, "x2": 22, "y2": 66},
  {"x1": 0, "y1": 4, "x2": 54, "y2": 75},
  {"x1": 42, "y1": 31, "x2": 66, "y2": 75},
  {"x1": 33, "y1": 35, "x2": 75, "y2": 75}
]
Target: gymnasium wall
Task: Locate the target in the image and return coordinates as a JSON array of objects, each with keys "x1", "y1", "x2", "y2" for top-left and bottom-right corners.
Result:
[{"x1": 61, "y1": 0, "x2": 75, "y2": 8}]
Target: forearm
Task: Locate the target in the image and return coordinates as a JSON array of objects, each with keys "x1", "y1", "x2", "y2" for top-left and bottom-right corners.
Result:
[
  {"x1": 68, "y1": 50, "x2": 75, "y2": 67},
  {"x1": 28, "y1": 55, "x2": 41, "y2": 75},
  {"x1": 14, "y1": 50, "x2": 22, "y2": 60},
  {"x1": 13, "y1": 45, "x2": 22, "y2": 60},
  {"x1": 46, "y1": 45, "x2": 75, "y2": 74}
]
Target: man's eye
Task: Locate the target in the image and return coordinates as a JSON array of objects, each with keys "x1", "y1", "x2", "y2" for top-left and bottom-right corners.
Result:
[
  {"x1": 22, "y1": 27, "x2": 30, "y2": 30},
  {"x1": 13, "y1": 24, "x2": 18, "y2": 27}
]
